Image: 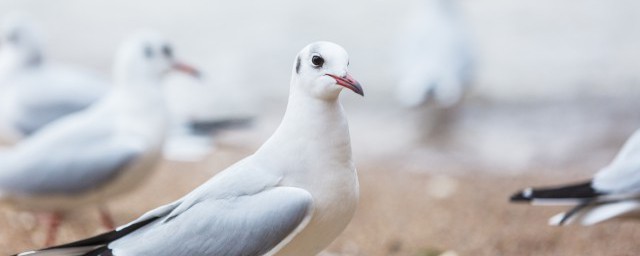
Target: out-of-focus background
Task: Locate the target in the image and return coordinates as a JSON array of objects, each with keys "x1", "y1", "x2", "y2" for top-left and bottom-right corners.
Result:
[{"x1": 1, "y1": 0, "x2": 640, "y2": 255}]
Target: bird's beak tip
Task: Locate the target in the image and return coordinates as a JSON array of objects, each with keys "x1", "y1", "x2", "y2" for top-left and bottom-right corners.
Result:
[{"x1": 328, "y1": 73, "x2": 364, "y2": 97}]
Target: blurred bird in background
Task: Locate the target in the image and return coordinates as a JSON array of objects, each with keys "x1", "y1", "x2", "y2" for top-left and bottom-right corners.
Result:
[
  {"x1": 394, "y1": 0, "x2": 475, "y2": 146},
  {"x1": 0, "y1": 31, "x2": 199, "y2": 246},
  {"x1": 511, "y1": 129, "x2": 640, "y2": 226},
  {"x1": 0, "y1": 12, "x2": 251, "y2": 161},
  {"x1": 395, "y1": 0, "x2": 474, "y2": 108},
  {"x1": 0, "y1": 12, "x2": 108, "y2": 144},
  {"x1": 162, "y1": 95, "x2": 253, "y2": 162},
  {"x1": 15, "y1": 41, "x2": 362, "y2": 256},
  {"x1": 161, "y1": 55, "x2": 255, "y2": 162}
]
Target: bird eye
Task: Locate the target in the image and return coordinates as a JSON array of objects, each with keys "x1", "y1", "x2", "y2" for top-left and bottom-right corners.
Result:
[
  {"x1": 311, "y1": 55, "x2": 324, "y2": 68},
  {"x1": 162, "y1": 45, "x2": 173, "y2": 59}
]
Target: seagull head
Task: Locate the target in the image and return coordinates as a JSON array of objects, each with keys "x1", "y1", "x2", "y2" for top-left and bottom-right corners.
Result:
[
  {"x1": 114, "y1": 31, "x2": 200, "y2": 86},
  {"x1": 293, "y1": 41, "x2": 363, "y2": 100},
  {"x1": 0, "y1": 12, "x2": 43, "y2": 69}
]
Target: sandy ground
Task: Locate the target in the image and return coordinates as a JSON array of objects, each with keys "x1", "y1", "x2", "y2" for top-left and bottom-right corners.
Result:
[
  {"x1": 2, "y1": 100, "x2": 640, "y2": 256},
  {"x1": 2, "y1": 140, "x2": 640, "y2": 256}
]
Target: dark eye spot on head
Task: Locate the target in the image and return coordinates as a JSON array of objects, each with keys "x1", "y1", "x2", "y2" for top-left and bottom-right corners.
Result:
[
  {"x1": 311, "y1": 55, "x2": 324, "y2": 68},
  {"x1": 162, "y1": 45, "x2": 173, "y2": 59},
  {"x1": 144, "y1": 45, "x2": 153, "y2": 59},
  {"x1": 295, "y1": 56, "x2": 301, "y2": 74}
]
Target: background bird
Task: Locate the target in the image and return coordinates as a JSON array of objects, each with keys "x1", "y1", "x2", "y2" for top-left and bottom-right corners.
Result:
[
  {"x1": 394, "y1": 0, "x2": 474, "y2": 108},
  {"x1": 162, "y1": 113, "x2": 254, "y2": 162},
  {"x1": 0, "y1": 12, "x2": 108, "y2": 143},
  {"x1": 15, "y1": 41, "x2": 363, "y2": 256},
  {"x1": 393, "y1": 0, "x2": 475, "y2": 147},
  {"x1": 511, "y1": 129, "x2": 640, "y2": 226},
  {"x1": 0, "y1": 12, "x2": 246, "y2": 162},
  {"x1": 0, "y1": 31, "x2": 199, "y2": 246}
]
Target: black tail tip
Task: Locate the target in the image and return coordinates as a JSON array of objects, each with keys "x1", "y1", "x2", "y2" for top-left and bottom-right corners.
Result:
[{"x1": 509, "y1": 188, "x2": 533, "y2": 202}]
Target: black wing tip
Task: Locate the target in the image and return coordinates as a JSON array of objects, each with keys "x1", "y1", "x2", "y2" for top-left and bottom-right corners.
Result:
[
  {"x1": 85, "y1": 246, "x2": 114, "y2": 256},
  {"x1": 510, "y1": 188, "x2": 534, "y2": 202},
  {"x1": 188, "y1": 117, "x2": 254, "y2": 135},
  {"x1": 509, "y1": 180, "x2": 600, "y2": 202},
  {"x1": 14, "y1": 216, "x2": 159, "y2": 256}
]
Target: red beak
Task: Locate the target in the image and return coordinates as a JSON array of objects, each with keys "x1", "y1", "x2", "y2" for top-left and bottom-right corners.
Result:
[
  {"x1": 172, "y1": 61, "x2": 201, "y2": 79},
  {"x1": 326, "y1": 73, "x2": 364, "y2": 96}
]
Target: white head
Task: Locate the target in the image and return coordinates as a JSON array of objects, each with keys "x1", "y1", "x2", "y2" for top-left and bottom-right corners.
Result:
[
  {"x1": 0, "y1": 13, "x2": 43, "y2": 71},
  {"x1": 292, "y1": 41, "x2": 363, "y2": 100},
  {"x1": 114, "y1": 31, "x2": 199, "y2": 87}
]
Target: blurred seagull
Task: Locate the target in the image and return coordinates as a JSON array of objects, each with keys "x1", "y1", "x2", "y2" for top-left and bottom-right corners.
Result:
[
  {"x1": 511, "y1": 129, "x2": 640, "y2": 226},
  {"x1": 395, "y1": 0, "x2": 474, "y2": 108},
  {"x1": 163, "y1": 116, "x2": 254, "y2": 162},
  {"x1": 0, "y1": 13, "x2": 108, "y2": 143},
  {"x1": 16, "y1": 41, "x2": 363, "y2": 256},
  {"x1": 0, "y1": 31, "x2": 199, "y2": 246}
]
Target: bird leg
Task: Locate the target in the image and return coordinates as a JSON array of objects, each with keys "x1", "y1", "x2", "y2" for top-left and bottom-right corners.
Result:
[
  {"x1": 43, "y1": 212, "x2": 62, "y2": 246},
  {"x1": 99, "y1": 206, "x2": 115, "y2": 230}
]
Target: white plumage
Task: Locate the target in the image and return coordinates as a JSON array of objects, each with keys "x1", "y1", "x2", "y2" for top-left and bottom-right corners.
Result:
[
  {"x1": 395, "y1": 0, "x2": 474, "y2": 108},
  {"x1": 0, "y1": 13, "x2": 108, "y2": 143},
  {"x1": 1, "y1": 31, "x2": 199, "y2": 246},
  {"x1": 511, "y1": 129, "x2": 640, "y2": 226},
  {"x1": 16, "y1": 41, "x2": 363, "y2": 256}
]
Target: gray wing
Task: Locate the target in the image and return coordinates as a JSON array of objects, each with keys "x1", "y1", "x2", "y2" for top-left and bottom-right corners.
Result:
[
  {"x1": 0, "y1": 123, "x2": 144, "y2": 196},
  {"x1": 13, "y1": 99, "x2": 92, "y2": 135},
  {"x1": 110, "y1": 186, "x2": 313, "y2": 256},
  {"x1": 11, "y1": 68, "x2": 107, "y2": 135}
]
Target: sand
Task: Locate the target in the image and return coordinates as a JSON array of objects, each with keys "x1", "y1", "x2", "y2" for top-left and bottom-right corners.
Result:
[{"x1": 2, "y1": 142, "x2": 640, "y2": 256}]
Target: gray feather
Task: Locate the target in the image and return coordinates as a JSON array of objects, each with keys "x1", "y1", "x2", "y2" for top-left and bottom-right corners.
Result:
[
  {"x1": 0, "y1": 116, "x2": 143, "y2": 195},
  {"x1": 110, "y1": 187, "x2": 312, "y2": 255}
]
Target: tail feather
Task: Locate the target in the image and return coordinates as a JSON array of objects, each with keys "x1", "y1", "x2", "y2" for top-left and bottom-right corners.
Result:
[
  {"x1": 13, "y1": 217, "x2": 159, "y2": 256},
  {"x1": 557, "y1": 201, "x2": 594, "y2": 225},
  {"x1": 83, "y1": 246, "x2": 113, "y2": 256},
  {"x1": 548, "y1": 201, "x2": 640, "y2": 226},
  {"x1": 510, "y1": 180, "x2": 601, "y2": 205},
  {"x1": 549, "y1": 212, "x2": 570, "y2": 226},
  {"x1": 581, "y1": 201, "x2": 640, "y2": 225},
  {"x1": 16, "y1": 246, "x2": 99, "y2": 256}
]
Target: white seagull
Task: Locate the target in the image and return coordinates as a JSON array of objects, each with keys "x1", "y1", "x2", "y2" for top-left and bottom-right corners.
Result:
[
  {"x1": 0, "y1": 32, "x2": 199, "y2": 246},
  {"x1": 395, "y1": 0, "x2": 474, "y2": 108},
  {"x1": 511, "y1": 129, "x2": 640, "y2": 226},
  {"x1": 162, "y1": 116, "x2": 254, "y2": 162},
  {"x1": 16, "y1": 41, "x2": 364, "y2": 256},
  {"x1": 0, "y1": 13, "x2": 109, "y2": 143}
]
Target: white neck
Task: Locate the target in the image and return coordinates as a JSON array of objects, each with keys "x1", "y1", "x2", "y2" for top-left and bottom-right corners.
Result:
[
  {"x1": 255, "y1": 78, "x2": 353, "y2": 174},
  {"x1": 109, "y1": 80, "x2": 168, "y2": 143}
]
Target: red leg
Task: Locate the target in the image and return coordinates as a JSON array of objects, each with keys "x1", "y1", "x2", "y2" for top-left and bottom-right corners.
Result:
[
  {"x1": 99, "y1": 206, "x2": 115, "y2": 230},
  {"x1": 44, "y1": 212, "x2": 62, "y2": 246}
]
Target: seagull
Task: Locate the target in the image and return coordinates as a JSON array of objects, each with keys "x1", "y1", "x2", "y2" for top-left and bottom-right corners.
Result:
[
  {"x1": 162, "y1": 116, "x2": 254, "y2": 162},
  {"x1": 0, "y1": 31, "x2": 199, "y2": 246},
  {"x1": 0, "y1": 13, "x2": 109, "y2": 143},
  {"x1": 395, "y1": 0, "x2": 474, "y2": 108},
  {"x1": 161, "y1": 68, "x2": 256, "y2": 162},
  {"x1": 15, "y1": 41, "x2": 364, "y2": 256},
  {"x1": 511, "y1": 129, "x2": 640, "y2": 226}
]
